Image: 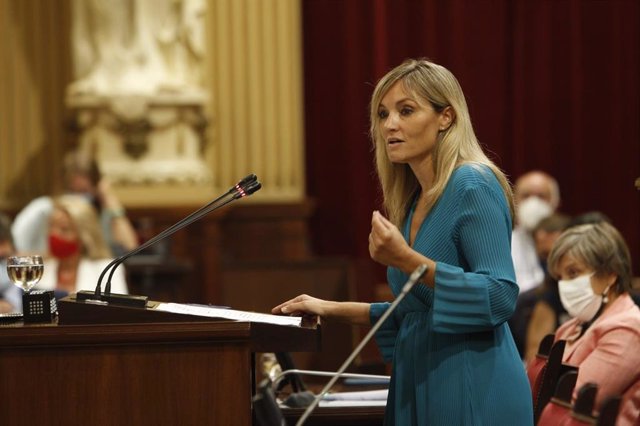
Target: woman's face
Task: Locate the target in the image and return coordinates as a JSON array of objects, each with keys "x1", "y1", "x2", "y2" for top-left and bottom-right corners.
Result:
[
  {"x1": 377, "y1": 81, "x2": 450, "y2": 168},
  {"x1": 49, "y1": 208, "x2": 79, "y2": 243},
  {"x1": 556, "y1": 254, "x2": 616, "y2": 294}
]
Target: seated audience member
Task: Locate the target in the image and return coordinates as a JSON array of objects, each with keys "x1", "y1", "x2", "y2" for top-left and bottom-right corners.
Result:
[
  {"x1": 548, "y1": 222, "x2": 640, "y2": 424},
  {"x1": 523, "y1": 213, "x2": 572, "y2": 363},
  {"x1": 35, "y1": 195, "x2": 128, "y2": 296},
  {"x1": 567, "y1": 210, "x2": 612, "y2": 228},
  {"x1": 11, "y1": 150, "x2": 138, "y2": 256},
  {"x1": 512, "y1": 170, "x2": 561, "y2": 294},
  {"x1": 0, "y1": 213, "x2": 22, "y2": 312}
]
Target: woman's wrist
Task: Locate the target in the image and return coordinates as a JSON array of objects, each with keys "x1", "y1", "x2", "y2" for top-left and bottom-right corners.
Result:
[{"x1": 105, "y1": 207, "x2": 126, "y2": 218}]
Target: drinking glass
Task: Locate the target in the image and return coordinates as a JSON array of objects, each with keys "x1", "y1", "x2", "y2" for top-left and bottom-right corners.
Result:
[{"x1": 6, "y1": 255, "x2": 44, "y2": 293}]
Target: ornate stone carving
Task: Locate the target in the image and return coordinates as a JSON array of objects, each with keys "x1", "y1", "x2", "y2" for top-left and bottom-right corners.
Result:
[
  {"x1": 66, "y1": 0, "x2": 210, "y2": 186},
  {"x1": 68, "y1": 94, "x2": 211, "y2": 185}
]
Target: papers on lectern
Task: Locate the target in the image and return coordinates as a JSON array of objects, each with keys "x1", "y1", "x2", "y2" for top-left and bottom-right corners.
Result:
[{"x1": 154, "y1": 303, "x2": 302, "y2": 327}]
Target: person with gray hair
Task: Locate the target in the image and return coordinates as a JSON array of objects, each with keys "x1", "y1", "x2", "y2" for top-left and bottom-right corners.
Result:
[{"x1": 548, "y1": 221, "x2": 640, "y2": 424}]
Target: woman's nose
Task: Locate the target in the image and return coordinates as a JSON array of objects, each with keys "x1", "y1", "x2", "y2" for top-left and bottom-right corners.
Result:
[{"x1": 383, "y1": 112, "x2": 399, "y2": 130}]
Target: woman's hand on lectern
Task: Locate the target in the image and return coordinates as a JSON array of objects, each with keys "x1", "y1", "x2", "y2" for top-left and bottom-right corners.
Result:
[{"x1": 272, "y1": 294, "x2": 326, "y2": 318}]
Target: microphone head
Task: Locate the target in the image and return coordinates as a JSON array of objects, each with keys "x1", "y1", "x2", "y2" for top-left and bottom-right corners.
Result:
[
  {"x1": 238, "y1": 174, "x2": 258, "y2": 186},
  {"x1": 234, "y1": 181, "x2": 262, "y2": 199},
  {"x1": 244, "y1": 181, "x2": 262, "y2": 195}
]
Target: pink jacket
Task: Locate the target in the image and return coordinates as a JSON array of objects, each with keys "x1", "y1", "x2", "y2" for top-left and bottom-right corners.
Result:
[{"x1": 555, "y1": 293, "x2": 640, "y2": 425}]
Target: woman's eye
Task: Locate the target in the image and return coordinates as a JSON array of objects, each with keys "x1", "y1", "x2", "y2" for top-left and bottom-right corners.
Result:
[
  {"x1": 378, "y1": 110, "x2": 388, "y2": 119},
  {"x1": 400, "y1": 107, "x2": 413, "y2": 116},
  {"x1": 566, "y1": 268, "x2": 581, "y2": 279}
]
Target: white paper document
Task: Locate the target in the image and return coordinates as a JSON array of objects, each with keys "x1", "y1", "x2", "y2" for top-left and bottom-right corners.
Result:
[
  {"x1": 318, "y1": 400, "x2": 387, "y2": 407},
  {"x1": 317, "y1": 389, "x2": 388, "y2": 407},
  {"x1": 154, "y1": 303, "x2": 302, "y2": 327},
  {"x1": 322, "y1": 389, "x2": 388, "y2": 401}
]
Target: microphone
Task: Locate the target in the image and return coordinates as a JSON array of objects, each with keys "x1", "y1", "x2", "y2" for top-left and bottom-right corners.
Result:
[
  {"x1": 75, "y1": 174, "x2": 262, "y2": 307},
  {"x1": 293, "y1": 263, "x2": 428, "y2": 426}
]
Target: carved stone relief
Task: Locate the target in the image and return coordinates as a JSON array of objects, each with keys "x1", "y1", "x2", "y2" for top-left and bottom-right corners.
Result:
[{"x1": 66, "y1": 0, "x2": 210, "y2": 186}]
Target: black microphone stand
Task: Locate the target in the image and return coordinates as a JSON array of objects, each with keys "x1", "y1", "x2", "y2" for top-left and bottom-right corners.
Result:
[{"x1": 294, "y1": 264, "x2": 428, "y2": 426}]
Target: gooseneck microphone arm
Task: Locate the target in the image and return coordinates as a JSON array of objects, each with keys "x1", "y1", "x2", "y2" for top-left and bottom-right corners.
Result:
[
  {"x1": 77, "y1": 174, "x2": 261, "y2": 307},
  {"x1": 101, "y1": 177, "x2": 260, "y2": 295},
  {"x1": 294, "y1": 264, "x2": 429, "y2": 426}
]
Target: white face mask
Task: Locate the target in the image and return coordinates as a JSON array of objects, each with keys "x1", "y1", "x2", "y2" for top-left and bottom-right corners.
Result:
[
  {"x1": 517, "y1": 197, "x2": 553, "y2": 231},
  {"x1": 559, "y1": 273, "x2": 611, "y2": 322}
]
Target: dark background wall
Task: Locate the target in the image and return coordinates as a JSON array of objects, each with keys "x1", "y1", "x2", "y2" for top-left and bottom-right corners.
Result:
[{"x1": 302, "y1": 0, "x2": 640, "y2": 301}]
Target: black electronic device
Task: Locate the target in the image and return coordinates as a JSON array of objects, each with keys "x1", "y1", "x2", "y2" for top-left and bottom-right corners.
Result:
[
  {"x1": 22, "y1": 290, "x2": 57, "y2": 323},
  {"x1": 0, "y1": 312, "x2": 24, "y2": 323}
]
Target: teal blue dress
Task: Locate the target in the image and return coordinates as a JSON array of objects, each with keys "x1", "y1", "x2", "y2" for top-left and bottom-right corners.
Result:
[{"x1": 370, "y1": 164, "x2": 533, "y2": 425}]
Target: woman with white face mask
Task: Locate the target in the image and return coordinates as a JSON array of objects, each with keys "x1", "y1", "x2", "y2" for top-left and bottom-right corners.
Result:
[{"x1": 548, "y1": 222, "x2": 640, "y2": 424}]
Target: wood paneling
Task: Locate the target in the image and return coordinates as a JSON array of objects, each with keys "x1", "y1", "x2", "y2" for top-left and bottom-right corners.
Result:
[
  {"x1": 0, "y1": 320, "x2": 317, "y2": 426},
  {"x1": 0, "y1": 0, "x2": 73, "y2": 210}
]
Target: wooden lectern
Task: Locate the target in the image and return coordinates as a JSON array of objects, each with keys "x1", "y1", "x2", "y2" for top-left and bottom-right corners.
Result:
[{"x1": 0, "y1": 294, "x2": 319, "y2": 426}]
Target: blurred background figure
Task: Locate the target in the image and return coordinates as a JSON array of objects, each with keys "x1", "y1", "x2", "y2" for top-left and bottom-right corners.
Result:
[
  {"x1": 522, "y1": 213, "x2": 572, "y2": 362},
  {"x1": 512, "y1": 170, "x2": 561, "y2": 293},
  {"x1": 0, "y1": 213, "x2": 21, "y2": 313},
  {"x1": 11, "y1": 150, "x2": 138, "y2": 257},
  {"x1": 567, "y1": 210, "x2": 612, "y2": 229},
  {"x1": 34, "y1": 195, "x2": 128, "y2": 298}
]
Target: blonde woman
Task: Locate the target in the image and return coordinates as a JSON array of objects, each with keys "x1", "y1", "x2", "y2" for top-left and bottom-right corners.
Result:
[
  {"x1": 273, "y1": 59, "x2": 532, "y2": 424},
  {"x1": 36, "y1": 195, "x2": 128, "y2": 295}
]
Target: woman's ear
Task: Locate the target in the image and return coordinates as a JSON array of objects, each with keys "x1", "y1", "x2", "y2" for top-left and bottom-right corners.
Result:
[
  {"x1": 439, "y1": 106, "x2": 455, "y2": 131},
  {"x1": 605, "y1": 273, "x2": 618, "y2": 289}
]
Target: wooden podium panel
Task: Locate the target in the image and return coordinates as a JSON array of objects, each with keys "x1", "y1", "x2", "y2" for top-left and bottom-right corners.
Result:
[
  {"x1": 0, "y1": 319, "x2": 318, "y2": 426},
  {"x1": 282, "y1": 406, "x2": 385, "y2": 426}
]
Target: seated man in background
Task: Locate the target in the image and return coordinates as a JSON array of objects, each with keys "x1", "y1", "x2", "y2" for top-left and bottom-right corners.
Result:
[
  {"x1": 12, "y1": 150, "x2": 138, "y2": 257},
  {"x1": 548, "y1": 222, "x2": 640, "y2": 424},
  {"x1": 512, "y1": 170, "x2": 561, "y2": 294},
  {"x1": 0, "y1": 213, "x2": 21, "y2": 312}
]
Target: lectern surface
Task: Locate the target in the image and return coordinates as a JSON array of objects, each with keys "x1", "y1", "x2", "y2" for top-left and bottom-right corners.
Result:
[{"x1": 0, "y1": 313, "x2": 318, "y2": 425}]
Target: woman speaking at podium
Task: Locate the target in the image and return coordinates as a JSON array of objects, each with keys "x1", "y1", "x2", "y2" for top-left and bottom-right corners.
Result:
[{"x1": 273, "y1": 58, "x2": 533, "y2": 425}]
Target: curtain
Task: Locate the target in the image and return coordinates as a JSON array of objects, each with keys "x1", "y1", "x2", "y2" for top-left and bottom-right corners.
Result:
[{"x1": 303, "y1": 0, "x2": 640, "y2": 300}]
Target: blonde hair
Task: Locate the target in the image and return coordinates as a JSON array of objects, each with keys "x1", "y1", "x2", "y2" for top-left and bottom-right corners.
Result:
[
  {"x1": 548, "y1": 222, "x2": 633, "y2": 293},
  {"x1": 369, "y1": 58, "x2": 514, "y2": 226},
  {"x1": 53, "y1": 195, "x2": 112, "y2": 259}
]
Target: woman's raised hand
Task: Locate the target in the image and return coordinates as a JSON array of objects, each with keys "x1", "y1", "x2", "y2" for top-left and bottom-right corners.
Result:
[{"x1": 369, "y1": 210, "x2": 411, "y2": 267}]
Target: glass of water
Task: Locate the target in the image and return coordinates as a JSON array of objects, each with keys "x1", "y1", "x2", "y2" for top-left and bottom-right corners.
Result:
[{"x1": 6, "y1": 255, "x2": 44, "y2": 293}]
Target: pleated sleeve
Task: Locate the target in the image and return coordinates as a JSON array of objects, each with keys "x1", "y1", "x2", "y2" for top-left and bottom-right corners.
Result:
[{"x1": 432, "y1": 173, "x2": 519, "y2": 333}]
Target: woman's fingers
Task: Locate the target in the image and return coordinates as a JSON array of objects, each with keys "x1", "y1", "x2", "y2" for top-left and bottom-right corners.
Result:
[
  {"x1": 272, "y1": 294, "x2": 320, "y2": 316},
  {"x1": 271, "y1": 295, "x2": 305, "y2": 314},
  {"x1": 372, "y1": 210, "x2": 392, "y2": 229}
]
